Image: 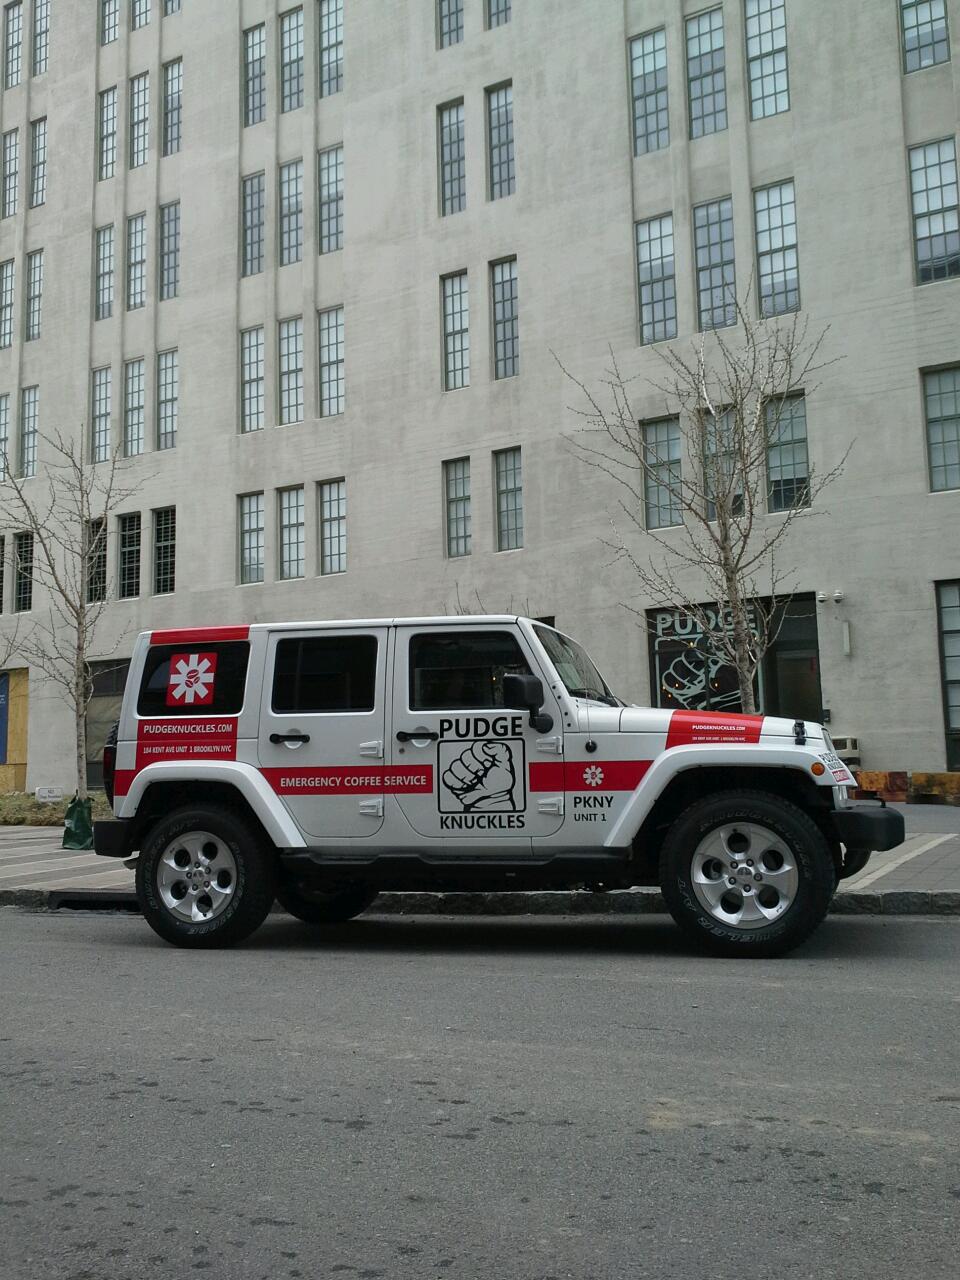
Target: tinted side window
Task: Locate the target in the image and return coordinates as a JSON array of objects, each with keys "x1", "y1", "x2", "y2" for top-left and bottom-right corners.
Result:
[
  {"x1": 137, "y1": 643, "x2": 250, "y2": 717},
  {"x1": 272, "y1": 636, "x2": 378, "y2": 713},
  {"x1": 410, "y1": 631, "x2": 530, "y2": 710}
]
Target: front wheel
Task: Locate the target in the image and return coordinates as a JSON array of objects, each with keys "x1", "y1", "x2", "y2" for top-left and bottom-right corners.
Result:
[
  {"x1": 659, "y1": 790, "x2": 836, "y2": 958},
  {"x1": 276, "y1": 879, "x2": 378, "y2": 924}
]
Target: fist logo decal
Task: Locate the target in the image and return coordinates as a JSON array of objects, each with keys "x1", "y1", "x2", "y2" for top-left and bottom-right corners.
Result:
[{"x1": 441, "y1": 741, "x2": 520, "y2": 812}]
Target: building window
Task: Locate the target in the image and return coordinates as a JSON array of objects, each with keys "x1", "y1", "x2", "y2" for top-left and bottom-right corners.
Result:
[
  {"x1": 438, "y1": 0, "x2": 463, "y2": 49},
  {"x1": 163, "y1": 59, "x2": 183, "y2": 156},
  {"x1": 318, "y1": 145, "x2": 343, "y2": 253},
  {"x1": 319, "y1": 305, "x2": 345, "y2": 416},
  {"x1": 319, "y1": 0, "x2": 343, "y2": 97},
  {"x1": 487, "y1": 83, "x2": 515, "y2": 199},
  {"x1": 129, "y1": 72, "x2": 150, "y2": 170},
  {"x1": 157, "y1": 349, "x2": 178, "y2": 450},
  {"x1": 31, "y1": 0, "x2": 48, "y2": 77},
  {"x1": 95, "y1": 226, "x2": 114, "y2": 321},
  {"x1": 694, "y1": 196, "x2": 736, "y2": 330},
  {"x1": 0, "y1": 258, "x2": 12, "y2": 347},
  {"x1": 491, "y1": 258, "x2": 519, "y2": 379},
  {"x1": 244, "y1": 25, "x2": 267, "y2": 126},
  {"x1": 636, "y1": 213, "x2": 677, "y2": 344},
  {"x1": 92, "y1": 367, "x2": 112, "y2": 463},
  {"x1": 925, "y1": 367, "x2": 960, "y2": 491},
  {"x1": 703, "y1": 409, "x2": 743, "y2": 521},
  {"x1": 25, "y1": 248, "x2": 42, "y2": 341},
  {"x1": 630, "y1": 29, "x2": 669, "y2": 156},
  {"x1": 495, "y1": 447, "x2": 523, "y2": 551},
  {"x1": 319, "y1": 479, "x2": 346, "y2": 575},
  {"x1": 442, "y1": 271, "x2": 469, "y2": 390},
  {"x1": 13, "y1": 531, "x2": 32, "y2": 613},
  {"x1": 164, "y1": 0, "x2": 181, "y2": 13},
  {"x1": 238, "y1": 493, "x2": 265, "y2": 585},
  {"x1": 241, "y1": 172, "x2": 265, "y2": 277},
  {"x1": 279, "y1": 158, "x2": 303, "y2": 266},
  {"x1": 123, "y1": 357, "x2": 145, "y2": 457},
  {"x1": 278, "y1": 486, "x2": 305, "y2": 579},
  {"x1": 902, "y1": 1, "x2": 950, "y2": 73},
  {"x1": 444, "y1": 458, "x2": 471, "y2": 557},
  {"x1": 98, "y1": 87, "x2": 117, "y2": 180},
  {"x1": 29, "y1": 117, "x2": 45, "y2": 207},
  {"x1": 745, "y1": 0, "x2": 789, "y2": 119},
  {"x1": 4, "y1": 2, "x2": 22, "y2": 89},
  {"x1": 18, "y1": 385, "x2": 37, "y2": 478},
  {"x1": 126, "y1": 212, "x2": 147, "y2": 310},
  {"x1": 2, "y1": 128, "x2": 19, "y2": 217},
  {"x1": 0, "y1": 393, "x2": 8, "y2": 479},
  {"x1": 439, "y1": 101, "x2": 466, "y2": 215},
  {"x1": 280, "y1": 7, "x2": 304, "y2": 113},
  {"x1": 487, "y1": 0, "x2": 510, "y2": 28},
  {"x1": 766, "y1": 394, "x2": 809, "y2": 511},
  {"x1": 0, "y1": 534, "x2": 5, "y2": 607},
  {"x1": 279, "y1": 317, "x2": 304, "y2": 424},
  {"x1": 132, "y1": 0, "x2": 151, "y2": 30},
  {"x1": 153, "y1": 507, "x2": 176, "y2": 595},
  {"x1": 643, "y1": 418, "x2": 682, "y2": 529},
  {"x1": 101, "y1": 0, "x2": 119, "y2": 45},
  {"x1": 937, "y1": 581, "x2": 960, "y2": 769},
  {"x1": 910, "y1": 138, "x2": 960, "y2": 284},
  {"x1": 241, "y1": 326, "x2": 265, "y2": 432},
  {"x1": 158, "y1": 201, "x2": 180, "y2": 301},
  {"x1": 755, "y1": 179, "x2": 799, "y2": 316},
  {"x1": 686, "y1": 8, "x2": 726, "y2": 138},
  {"x1": 118, "y1": 513, "x2": 141, "y2": 599}
]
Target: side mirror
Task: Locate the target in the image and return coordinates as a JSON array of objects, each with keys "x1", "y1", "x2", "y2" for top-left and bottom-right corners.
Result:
[{"x1": 502, "y1": 673, "x2": 554, "y2": 734}]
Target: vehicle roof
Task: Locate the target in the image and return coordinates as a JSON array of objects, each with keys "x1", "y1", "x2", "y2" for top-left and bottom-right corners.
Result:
[{"x1": 142, "y1": 616, "x2": 556, "y2": 643}]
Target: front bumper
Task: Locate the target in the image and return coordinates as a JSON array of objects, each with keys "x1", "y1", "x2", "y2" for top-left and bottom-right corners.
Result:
[
  {"x1": 831, "y1": 805, "x2": 905, "y2": 853},
  {"x1": 93, "y1": 819, "x2": 133, "y2": 859}
]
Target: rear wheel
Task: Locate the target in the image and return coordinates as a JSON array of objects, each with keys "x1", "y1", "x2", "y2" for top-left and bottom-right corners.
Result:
[{"x1": 276, "y1": 880, "x2": 378, "y2": 924}]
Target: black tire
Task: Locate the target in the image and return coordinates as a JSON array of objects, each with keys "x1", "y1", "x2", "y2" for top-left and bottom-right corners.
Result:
[
  {"x1": 276, "y1": 880, "x2": 378, "y2": 924},
  {"x1": 136, "y1": 805, "x2": 277, "y2": 949},
  {"x1": 659, "y1": 789, "x2": 837, "y2": 958}
]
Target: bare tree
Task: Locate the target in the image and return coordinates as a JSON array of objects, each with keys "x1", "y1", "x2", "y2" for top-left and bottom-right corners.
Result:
[
  {"x1": 559, "y1": 304, "x2": 845, "y2": 714},
  {"x1": 0, "y1": 431, "x2": 142, "y2": 800}
]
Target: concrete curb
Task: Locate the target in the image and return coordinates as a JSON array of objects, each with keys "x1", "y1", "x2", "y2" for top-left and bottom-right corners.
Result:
[{"x1": 3, "y1": 887, "x2": 960, "y2": 916}]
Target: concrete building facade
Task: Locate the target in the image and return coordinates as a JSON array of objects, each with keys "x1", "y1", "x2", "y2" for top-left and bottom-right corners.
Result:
[{"x1": 0, "y1": 0, "x2": 958, "y2": 790}]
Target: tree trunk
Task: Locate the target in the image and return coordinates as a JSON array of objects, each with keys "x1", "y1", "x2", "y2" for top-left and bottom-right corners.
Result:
[{"x1": 74, "y1": 644, "x2": 88, "y2": 802}]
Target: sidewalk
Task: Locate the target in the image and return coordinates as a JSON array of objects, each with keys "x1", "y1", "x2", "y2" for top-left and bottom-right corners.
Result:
[{"x1": 1, "y1": 803, "x2": 958, "y2": 915}]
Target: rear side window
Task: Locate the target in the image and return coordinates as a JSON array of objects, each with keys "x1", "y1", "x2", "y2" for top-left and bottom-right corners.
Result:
[
  {"x1": 137, "y1": 643, "x2": 250, "y2": 717},
  {"x1": 409, "y1": 631, "x2": 531, "y2": 710},
  {"x1": 272, "y1": 636, "x2": 378, "y2": 713}
]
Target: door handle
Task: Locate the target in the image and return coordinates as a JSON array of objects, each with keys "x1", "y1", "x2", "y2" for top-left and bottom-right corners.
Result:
[
  {"x1": 269, "y1": 732, "x2": 311, "y2": 745},
  {"x1": 396, "y1": 730, "x2": 439, "y2": 742}
]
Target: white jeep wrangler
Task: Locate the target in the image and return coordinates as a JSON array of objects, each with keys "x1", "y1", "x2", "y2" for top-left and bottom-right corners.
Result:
[{"x1": 94, "y1": 616, "x2": 904, "y2": 957}]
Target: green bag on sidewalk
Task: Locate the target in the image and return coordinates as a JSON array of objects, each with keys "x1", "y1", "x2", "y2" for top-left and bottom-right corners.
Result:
[{"x1": 62, "y1": 795, "x2": 94, "y2": 851}]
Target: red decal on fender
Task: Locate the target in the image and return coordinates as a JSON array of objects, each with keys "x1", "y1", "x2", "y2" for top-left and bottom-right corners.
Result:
[
  {"x1": 136, "y1": 717, "x2": 239, "y2": 768},
  {"x1": 263, "y1": 766, "x2": 434, "y2": 795},
  {"x1": 665, "y1": 710, "x2": 763, "y2": 749},
  {"x1": 529, "y1": 761, "x2": 652, "y2": 792},
  {"x1": 113, "y1": 769, "x2": 137, "y2": 799}
]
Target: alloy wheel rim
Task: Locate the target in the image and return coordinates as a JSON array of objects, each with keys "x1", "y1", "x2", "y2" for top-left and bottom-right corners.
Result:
[
  {"x1": 156, "y1": 830, "x2": 238, "y2": 924},
  {"x1": 690, "y1": 821, "x2": 799, "y2": 931}
]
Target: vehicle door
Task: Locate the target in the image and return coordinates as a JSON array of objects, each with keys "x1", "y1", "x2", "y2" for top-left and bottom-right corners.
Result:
[
  {"x1": 390, "y1": 625, "x2": 565, "y2": 842},
  {"x1": 258, "y1": 627, "x2": 388, "y2": 840}
]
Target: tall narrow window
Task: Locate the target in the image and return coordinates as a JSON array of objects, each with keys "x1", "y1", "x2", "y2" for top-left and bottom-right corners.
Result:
[
  {"x1": 241, "y1": 326, "x2": 265, "y2": 432},
  {"x1": 636, "y1": 213, "x2": 677, "y2": 344},
  {"x1": 101, "y1": 0, "x2": 119, "y2": 45},
  {"x1": 153, "y1": 507, "x2": 176, "y2": 595},
  {"x1": 495, "y1": 447, "x2": 523, "y2": 551},
  {"x1": 320, "y1": 0, "x2": 344, "y2": 97},
  {"x1": 766, "y1": 394, "x2": 809, "y2": 511},
  {"x1": 95, "y1": 226, "x2": 114, "y2": 321},
  {"x1": 491, "y1": 258, "x2": 519, "y2": 379},
  {"x1": 686, "y1": 9, "x2": 726, "y2": 138},
  {"x1": 132, "y1": 0, "x2": 151, "y2": 29},
  {"x1": 280, "y1": 8, "x2": 304, "y2": 113},
  {"x1": 755, "y1": 180, "x2": 799, "y2": 315},
  {"x1": 902, "y1": 1, "x2": 950, "y2": 73},
  {"x1": 123, "y1": 357, "x2": 145, "y2": 456},
  {"x1": 118, "y1": 513, "x2": 141, "y2": 599},
  {"x1": 319, "y1": 479, "x2": 346, "y2": 575},
  {"x1": 239, "y1": 493, "x2": 265, "y2": 584},
  {"x1": 279, "y1": 158, "x2": 303, "y2": 266},
  {"x1": 241, "y1": 172, "x2": 265, "y2": 277},
  {"x1": 19, "y1": 385, "x2": 37, "y2": 478},
  {"x1": 319, "y1": 306, "x2": 345, "y2": 416},
  {"x1": 31, "y1": 0, "x2": 47, "y2": 76},
  {"x1": 630, "y1": 30, "x2": 669, "y2": 156},
  {"x1": 279, "y1": 317, "x2": 304, "y2": 424},
  {"x1": 4, "y1": 2, "x2": 22, "y2": 89},
  {"x1": 442, "y1": 272, "x2": 469, "y2": 390},
  {"x1": 318, "y1": 145, "x2": 343, "y2": 253},
  {"x1": 84, "y1": 518, "x2": 107, "y2": 600},
  {"x1": 29, "y1": 117, "x2": 45, "y2": 207},
  {"x1": 910, "y1": 138, "x2": 960, "y2": 283},
  {"x1": 244, "y1": 25, "x2": 267, "y2": 126},
  {"x1": 487, "y1": 0, "x2": 510, "y2": 28},
  {"x1": 0, "y1": 259, "x2": 14, "y2": 347},
  {"x1": 439, "y1": 102, "x2": 466, "y2": 215},
  {"x1": 925, "y1": 368, "x2": 960, "y2": 492},
  {"x1": 157, "y1": 349, "x2": 178, "y2": 450},
  {"x1": 13, "y1": 531, "x2": 32, "y2": 612},
  {"x1": 163, "y1": 59, "x2": 183, "y2": 156},
  {"x1": 0, "y1": 393, "x2": 8, "y2": 479},
  {"x1": 703, "y1": 410, "x2": 743, "y2": 521},
  {"x1": 937, "y1": 581, "x2": 960, "y2": 769},
  {"x1": 444, "y1": 458, "x2": 471, "y2": 557},
  {"x1": 2, "y1": 128, "x2": 19, "y2": 217},
  {"x1": 129, "y1": 72, "x2": 150, "y2": 169},
  {"x1": 25, "y1": 248, "x2": 42, "y2": 341},
  {"x1": 279, "y1": 486, "x2": 305, "y2": 579},
  {"x1": 487, "y1": 83, "x2": 515, "y2": 199},
  {"x1": 159, "y1": 201, "x2": 180, "y2": 300},
  {"x1": 92, "y1": 367, "x2": 112, "y2": 462},
  {"x1": 694, "y1": 196, "x2": 736, "y2": 330},
  {"x1": 643, "y1": 419, "x2": 682, "y2": 529},
  {"x1": 99, "y1": 87, "x2": 117, "y2": 180},
  {"x1": 438, "y1": 0, "x2": 463, "y2": 49},
  {"x1": 745, "y1": 0, "x2": 789, "y2": 119},
  {"x1": 126, "y1": 213, "x2": 147, "y2": 310}
]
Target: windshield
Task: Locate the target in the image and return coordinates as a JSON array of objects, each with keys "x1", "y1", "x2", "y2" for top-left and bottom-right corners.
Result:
[{"x1": 533, "y1": 626, "x2": 619, "y2": 705}]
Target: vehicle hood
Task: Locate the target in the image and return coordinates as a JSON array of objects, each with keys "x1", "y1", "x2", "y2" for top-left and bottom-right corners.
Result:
[{"x1": 615, "y1": 706, "x2": 825, "y2": 744}]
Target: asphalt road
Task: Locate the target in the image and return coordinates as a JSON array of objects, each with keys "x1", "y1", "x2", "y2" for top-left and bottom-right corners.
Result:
[{"x1": 2, "y1": 909, "x2": 959, "y2": 1280}]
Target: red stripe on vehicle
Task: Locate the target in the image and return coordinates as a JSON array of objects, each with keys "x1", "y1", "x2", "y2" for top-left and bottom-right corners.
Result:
[
  {"x1": 150, "y1": 626, "x2": 250, "y2": 645},
  {"x1": 113, "y1": 769, "x2": 137, "y2": 799},
  {"x1": 136, "y1": 717, "x2": 239, "y2": 768},
  {"x1": 529, "y1": 761, "x2": 652, "y2": 792},
  {"x1": 665, "y1": 710, "x2": 763, "y2": 749},
  {"x1": 262, "y1": 766, "x2": 434, "y2": 796}
]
